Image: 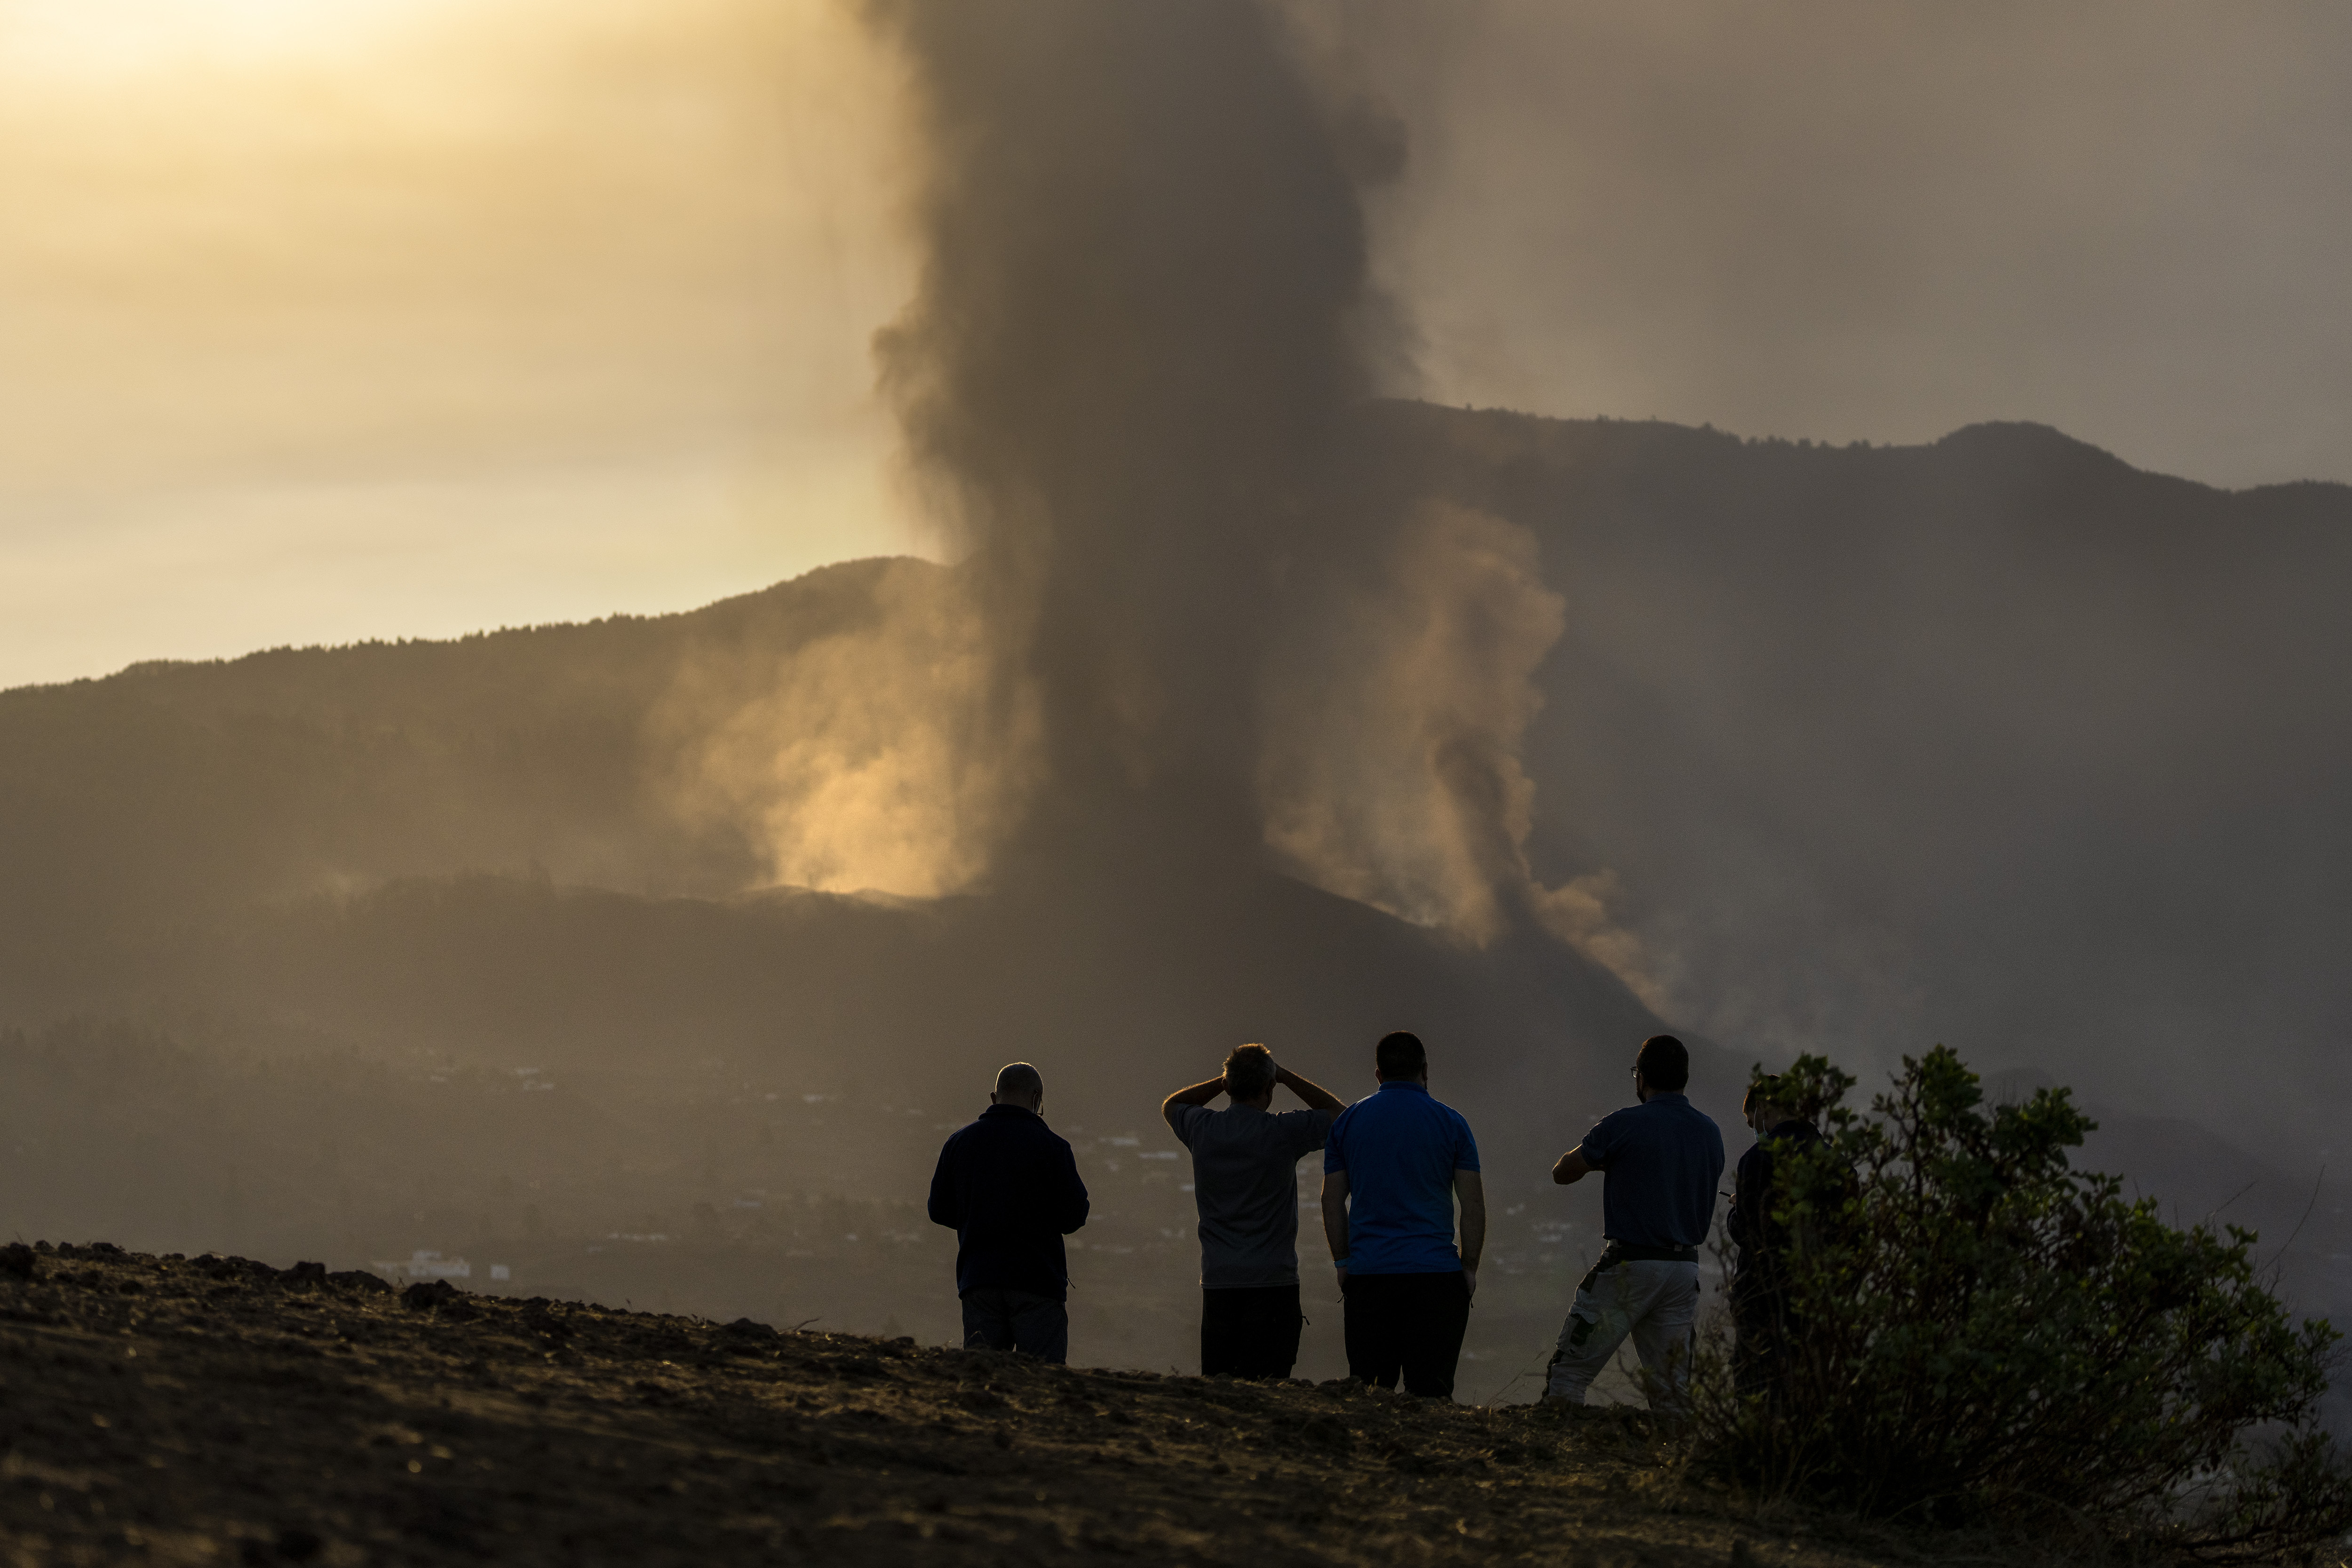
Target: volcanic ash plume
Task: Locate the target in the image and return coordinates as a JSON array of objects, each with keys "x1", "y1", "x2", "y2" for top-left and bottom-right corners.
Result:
[
  {"x1": 710, "y1": 0, "x2": 1661, "y2": 1000},
  {"x1": 1259, "y1": 501, "x2": 1559, "y2": 942},
  {"x1": 865, "y1": 0, "x2": 1384, "y2": 814},
  {"x1": 1259, "y1": 499, "x2": 1662, "y2": 1002},
  {"x1": 654, "y1": 561, "x2": 1043, "y2": 898}
]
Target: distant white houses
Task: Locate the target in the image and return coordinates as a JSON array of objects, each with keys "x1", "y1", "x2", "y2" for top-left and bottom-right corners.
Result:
[
  {"x1": 368, "y1": 1251, "x2": 516, "y2": 1284},
  {"x1": 372, "y1": 1249, "x2": 472, "y2": 1282}
]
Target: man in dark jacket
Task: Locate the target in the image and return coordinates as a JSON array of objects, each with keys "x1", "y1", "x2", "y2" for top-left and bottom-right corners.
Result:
[
  {"x1": 1727, "y1": 1073, "x2": 1828, "y2": 1403},
  {"x1": 927, "y1": 1062, "x2": 1091, "y2": 1362}
]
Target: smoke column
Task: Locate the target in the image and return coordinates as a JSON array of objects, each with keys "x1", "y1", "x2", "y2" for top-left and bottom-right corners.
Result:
[
  {"x1": 856, "y1": 0, "x2": 1648, "y2": 992},
  {"x1": 865, "y1": 0, "x2": 1383, "y2": 834}
]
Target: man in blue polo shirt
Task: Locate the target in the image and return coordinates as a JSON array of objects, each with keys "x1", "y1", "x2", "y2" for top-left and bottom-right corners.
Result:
[
  {"x1": 1320, "y1": 1031, "x2": 1486, "y2": 1398},
  {"x1": 1544, "y1": 1034, "x2": 1724, "y2": 1410}
]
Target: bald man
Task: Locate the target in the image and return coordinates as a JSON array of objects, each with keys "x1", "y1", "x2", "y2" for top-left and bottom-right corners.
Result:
[{"x1": 927, "y1": 1061, "x2": 1092, "y2": 1361}]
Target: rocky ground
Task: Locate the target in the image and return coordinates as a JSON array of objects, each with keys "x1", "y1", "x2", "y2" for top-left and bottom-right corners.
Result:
[{"x1": 2, "y1": 1241, "x2": 1998, "y2": 1567}]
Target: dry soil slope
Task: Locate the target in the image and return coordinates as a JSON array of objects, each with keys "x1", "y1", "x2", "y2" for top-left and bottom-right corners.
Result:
[{"x1": 0, "y1": 1242, "x2": 1907, "y2": 1568}]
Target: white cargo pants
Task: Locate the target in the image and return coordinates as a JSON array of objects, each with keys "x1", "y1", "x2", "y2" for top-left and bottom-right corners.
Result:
[{"x1": 1544, "y1": 1257, "x2": 1700, "y2": 1410}]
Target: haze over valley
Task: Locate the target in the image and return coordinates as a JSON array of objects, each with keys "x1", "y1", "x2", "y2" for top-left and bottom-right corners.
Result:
[
  {"x1": 5, "y1": 408, "x2": 2347, "y2": 1400},
  {"x1": 3, "y1": 0, "x2": 2349, "y2": 1407}
]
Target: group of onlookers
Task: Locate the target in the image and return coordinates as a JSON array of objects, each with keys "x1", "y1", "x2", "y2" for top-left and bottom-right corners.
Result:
[{"x1": 925, "y1": 1030, "x2": 1817, "y2": 1408}]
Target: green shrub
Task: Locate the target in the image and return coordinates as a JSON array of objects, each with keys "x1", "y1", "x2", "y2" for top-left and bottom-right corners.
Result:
[{"x1": 1692, "y1": 1045, "x2": 2352, "y2": 1560}]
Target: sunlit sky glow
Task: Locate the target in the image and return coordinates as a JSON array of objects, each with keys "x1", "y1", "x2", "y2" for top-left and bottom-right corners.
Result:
[
  {"x1": 0, "y1": 0, "x2": 919, "y2": 687},
  {"x1": 1, "y1": 0, "x2": 444, "y2": 75},
  {"x1": 1, "y1": 0, "x2": 2347, "y2": 688}
]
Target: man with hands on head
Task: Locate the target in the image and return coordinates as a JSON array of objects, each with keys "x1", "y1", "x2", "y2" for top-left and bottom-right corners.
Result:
[
  {"x1": 1320, "y1": 1031, "x2": 1486, "y2": 1399},
  {"x1": 1544, "y1": 1034, "x2": 1724, "y2": 1412},
  {"x1": 1163, "y1": 1044, "x2": 1346, "y2": 1378}
]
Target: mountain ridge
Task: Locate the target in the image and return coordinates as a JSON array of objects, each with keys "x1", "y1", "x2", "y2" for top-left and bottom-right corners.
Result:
[
  {"x1": 3, "y1": 399, "x2": 2345, "y2": 1390},
  {"x1": 23, "y1": 407, "x2": 2349, "y2": 707}
]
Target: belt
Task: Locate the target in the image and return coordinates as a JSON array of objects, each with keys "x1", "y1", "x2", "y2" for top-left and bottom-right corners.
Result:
[
  {"x1": 1598, "y1": 1240, "x2": 1698, "y2": 1266},
  {"x1": 1578, "y1": 1240, "x2": 1699, "y2": 1295}
]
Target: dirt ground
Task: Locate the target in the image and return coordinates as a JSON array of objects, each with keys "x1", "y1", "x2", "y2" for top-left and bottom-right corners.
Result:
[{"x1": 2, "y1": 1242, "x2": 1959, "y2": 1567}]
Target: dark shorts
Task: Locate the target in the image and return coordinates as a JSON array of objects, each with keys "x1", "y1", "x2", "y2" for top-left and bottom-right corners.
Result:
[
  {"x1": 1342, "y1": 1270, "x2": 1470, "y2": 1398},
  {"x1": 961, "y1": 1287, "x2": 1068, "y2": 1363},
  {"x1": 1200, "y1": 1285, "x2": 1303, "y2": 1379}
]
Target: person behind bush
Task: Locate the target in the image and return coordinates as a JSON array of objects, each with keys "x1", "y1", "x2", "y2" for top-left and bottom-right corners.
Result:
[
  {"x1": 1544, "y1": 1034, "x2": 1724, "y2": 1411},
  {"x1": 1161, "y1": 1043, "x2": 1348, "y2": 1378},
  {"x1": 1320, "y1": 1031, "x2": 1486, "y2": 1398},
  {"x1": 926, "y1": 1061, "x2": 1091, "y2": 1362},
  {"x1": 1727, "y1": 1072, "x2": 1827, "y2": 1404}
]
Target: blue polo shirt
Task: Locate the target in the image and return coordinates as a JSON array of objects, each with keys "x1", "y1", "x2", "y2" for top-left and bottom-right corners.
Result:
[
  {"x1": 1577, "y1": 1092, "x2": 1724, "y2": 1249},
  {"x1": 1323, "y1": 1080, "x2": 1481, "y2": 1274}
]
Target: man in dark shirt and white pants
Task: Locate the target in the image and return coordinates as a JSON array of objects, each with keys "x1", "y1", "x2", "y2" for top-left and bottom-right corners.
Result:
[
  {"x1": 1546, "y1": 1034, "x2": 1724, "y2": 1411},
  {"x1": 927, "y1": 1062, "x2": 1091, "y2": 1362},
  {"x1": 1162, "y1": 1043, "x2": 1346, "y2": 1377}
]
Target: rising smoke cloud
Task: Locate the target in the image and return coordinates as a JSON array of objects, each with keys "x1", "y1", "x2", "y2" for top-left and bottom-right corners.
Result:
[
  {"x1": 1261, "y1": 501, "x2": 1563, "y2": 943},
  {"x1": 654, "y1": 560, "x2": 1042, "y2": 899},
  {"x1": 863, "y1": 0, "x2": 1380, "y2": 820},
  {"x1": 841, "y1": 0, "x2": 1650, "y2": 993}
]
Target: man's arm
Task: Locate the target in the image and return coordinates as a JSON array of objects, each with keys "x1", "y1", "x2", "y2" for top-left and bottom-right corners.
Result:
[
  {"x1": 1161, "y1": 1075, "x2": 1225, "y2": 1131},
  {"x1": 927, "y1": 1138, "x2": 962, "y2": 1229},
  {"x1": 1276, "y1": 1065, "x2": 1345, "y2": 1114},
  {"x1": 1320, "y1": 1170, "x2": 1351, "y2": 1284},
  {"x1": 1454, "y1": 1169, "x2": 1486, "y2": 1300},
  {"x1": 1552, "y1": 1146, "x2": 1596, "y2": 1185},
  {"x1": 1056, "y1": 1142, "x2": 1091, "y2": 1236},
  {"x1": 1727, "y1": 1144, "x2": 1761, "y2": 1248}
]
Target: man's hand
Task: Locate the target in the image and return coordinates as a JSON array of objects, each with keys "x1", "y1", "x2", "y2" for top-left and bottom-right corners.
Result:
[
  {"x1": 1454, "y1": 1169, "x2": 1485, "y2": 1299},
  {"x1": 1552, "y1": 1146, "x2": 1595, "y2": 1185},
  {"x1": 1275, "y1": 1064, "x2": 1347, "y2": 1114},
  {"x1": 1321, "y1": 1170, "x2": 1351, "y2": 1296}
]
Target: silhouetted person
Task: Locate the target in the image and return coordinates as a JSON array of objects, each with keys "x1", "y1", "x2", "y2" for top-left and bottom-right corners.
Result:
[
  {"x1": 1162, "y1": 1043, "x2": 1346, "y2": 1378},
  {"x1": 1545, "y1": 1034, "x2": 1724, "y2": 1412},
  {"x1": 1320, "y1": 1031, "x2": 1486, "y2": 1398},
  {"x1": 1728, "y1": 1073, "x2": 1827, "y2": 1404},
  {"x1": 927, "y1": 1061, "x2": 1090, "y2": 1362}
]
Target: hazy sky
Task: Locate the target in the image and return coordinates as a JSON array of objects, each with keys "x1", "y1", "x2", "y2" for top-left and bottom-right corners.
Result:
[
  {"x1": 0, "y1": 0, "x2": 916, "y2": 688},
  {"x1": 4, "y1": 0, "x2": 2349, "y2": 688},
  {"x1": 1366, "y1": 2, "x2": 2352, "y2": 486}
]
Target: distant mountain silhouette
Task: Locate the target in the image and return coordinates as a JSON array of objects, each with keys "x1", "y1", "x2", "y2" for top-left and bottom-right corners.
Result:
[
  {"x1": 3, "y1": 402, "x2": 2347, "y2": 1348},
  {"x1": 1354, "y1": 405, "x2": 2352, "y2": 1146}
]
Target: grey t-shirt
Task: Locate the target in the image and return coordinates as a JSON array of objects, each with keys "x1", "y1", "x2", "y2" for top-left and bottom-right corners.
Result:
[{"x1": 1167, "y1": 1103, "x2": 1336, "y2": 1289}]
